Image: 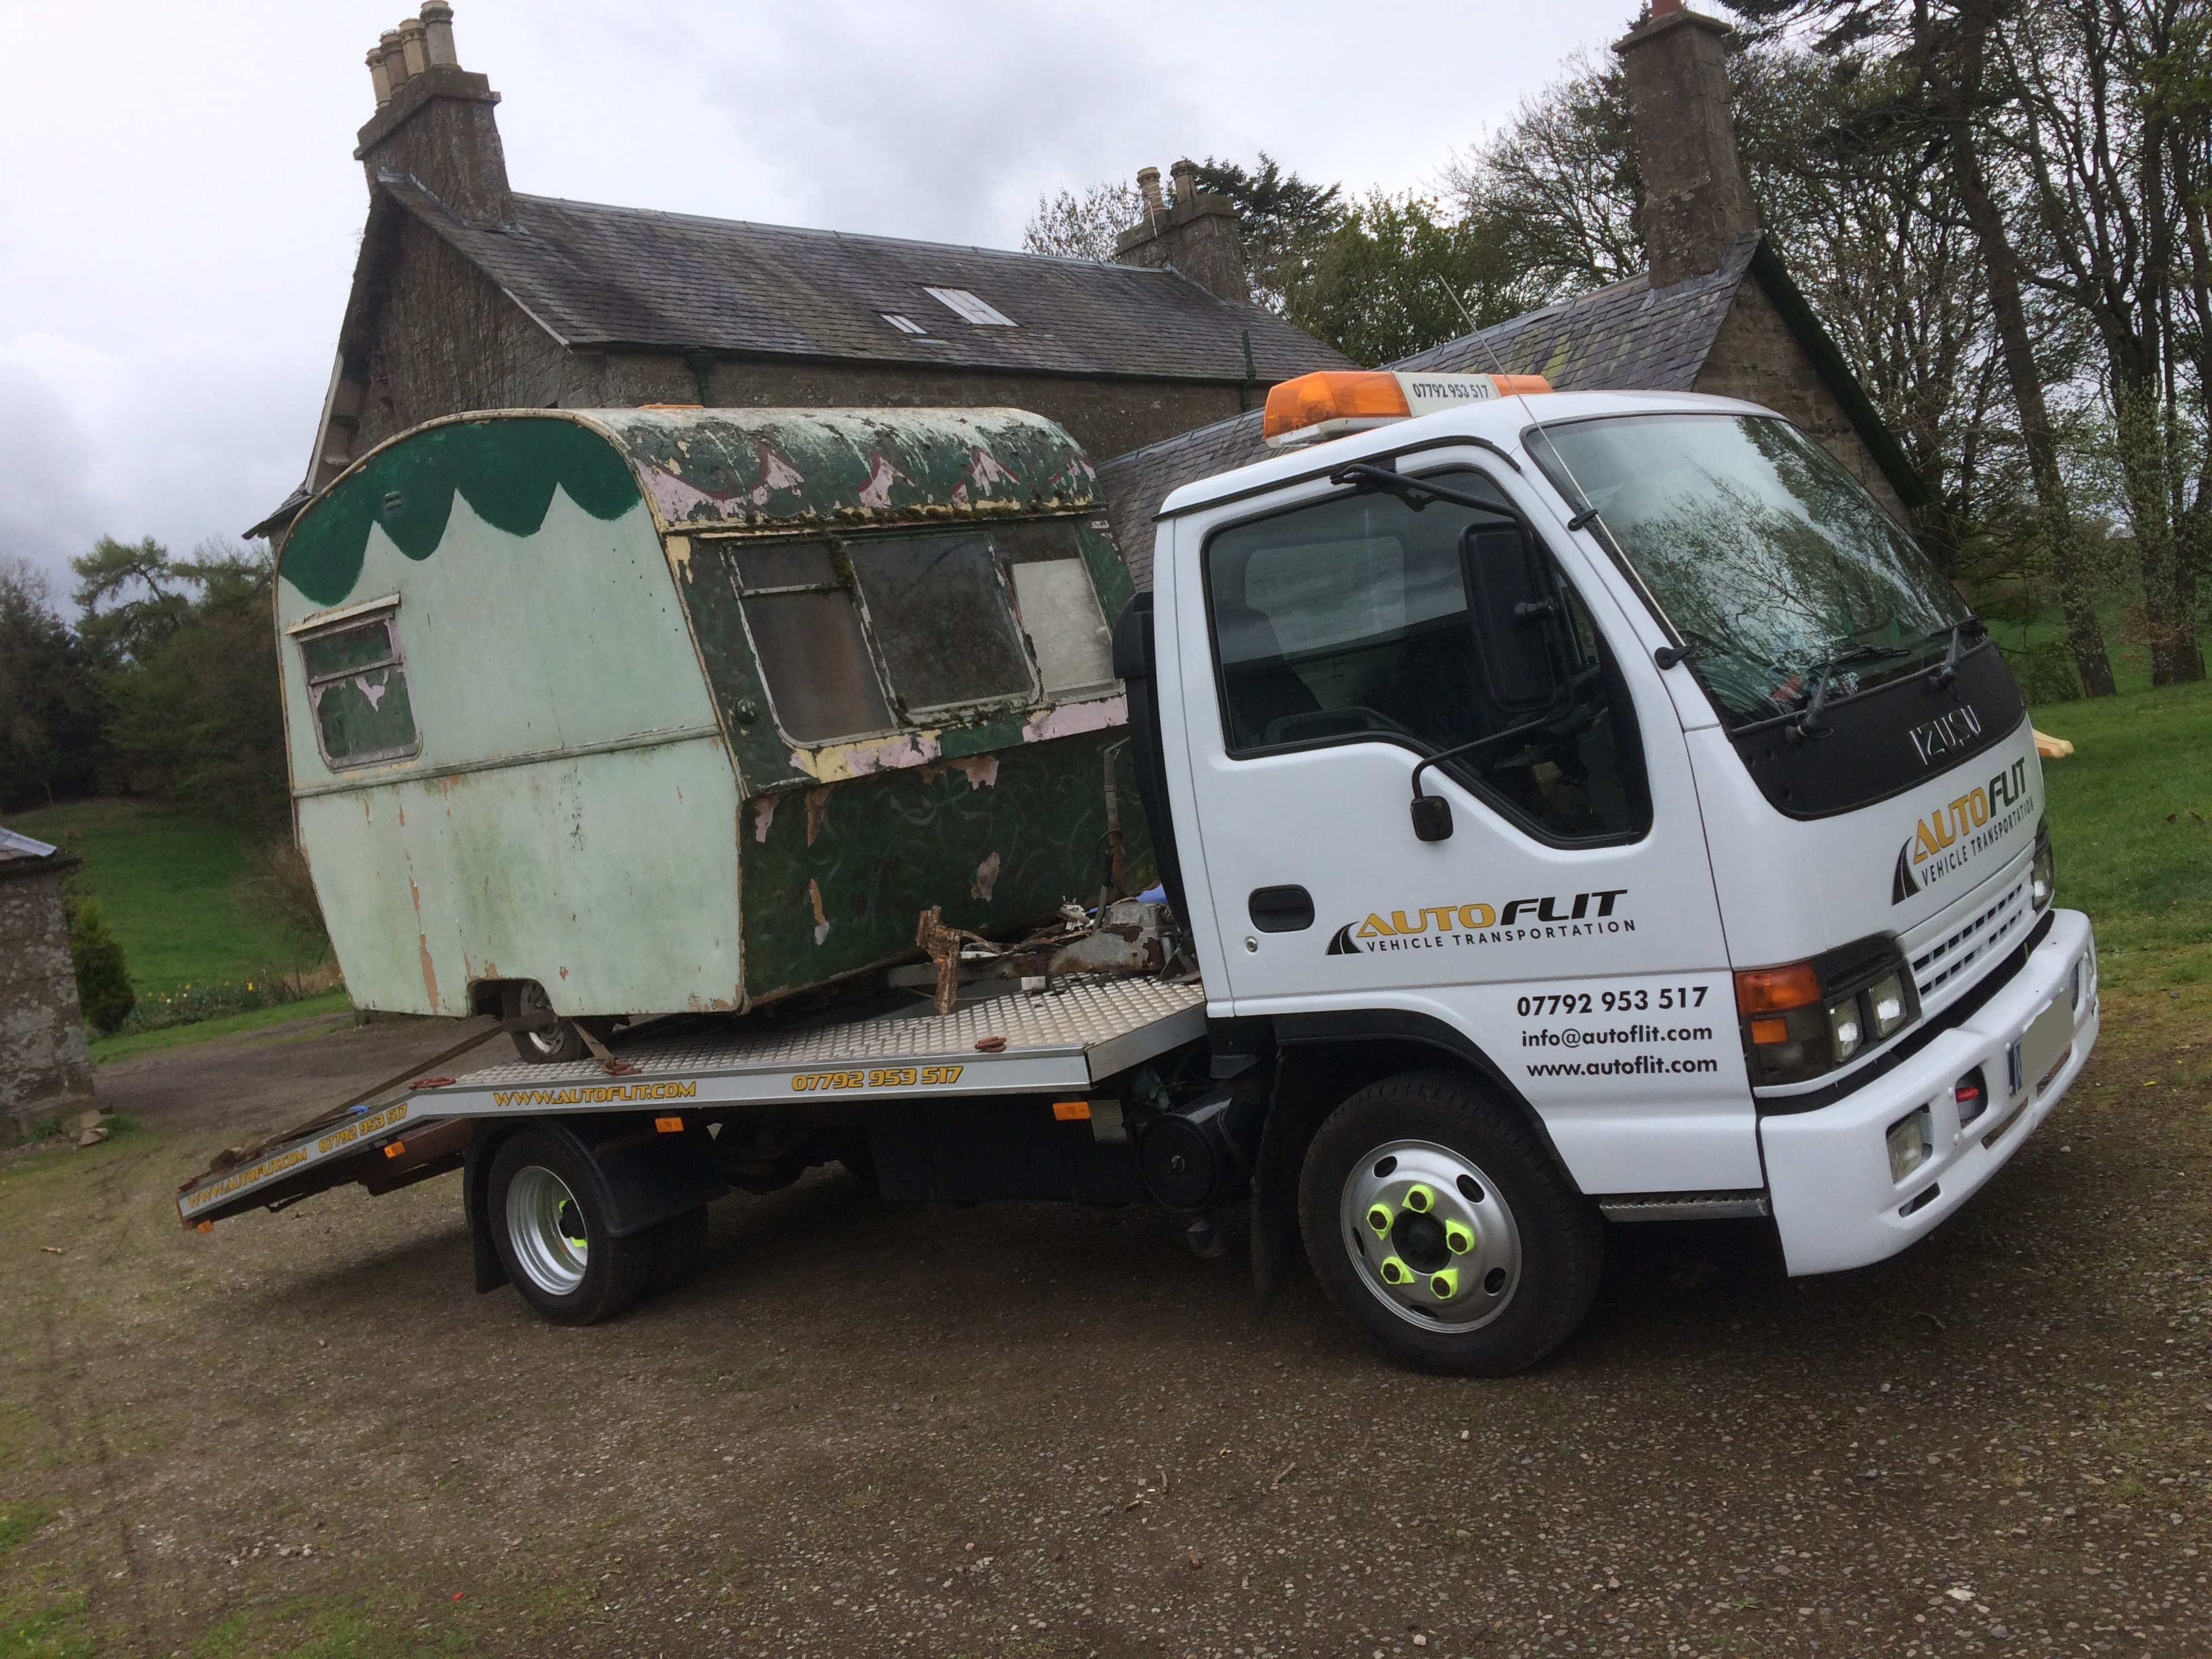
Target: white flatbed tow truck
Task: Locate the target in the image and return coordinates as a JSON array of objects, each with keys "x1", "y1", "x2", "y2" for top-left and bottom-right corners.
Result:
[{"x1": 183, "y1": 371, "x2": 2101, "y2": 1374}]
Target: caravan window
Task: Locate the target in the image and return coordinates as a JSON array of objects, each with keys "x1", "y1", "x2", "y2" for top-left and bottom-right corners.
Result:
[
  {"x1": 848, "y1": 533, "x2": 1034, "y2": 712},
  {"x1": 295, "y1": 605, "x2": 419, "y2": 769},
  {"x1": 723, "y1": 519, "x2": 1117, "y2": 745}
]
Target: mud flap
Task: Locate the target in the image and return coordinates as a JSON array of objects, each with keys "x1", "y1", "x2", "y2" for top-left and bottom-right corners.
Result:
[
  {"x1": 464, "y1": 1134, "x2": 508, "y2": 1294},
  {"x1": 1249, "y1": 1102, "x2": 1300, "y2": 1318}
]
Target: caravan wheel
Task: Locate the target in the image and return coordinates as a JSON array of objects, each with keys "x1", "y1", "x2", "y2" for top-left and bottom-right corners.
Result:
[{"x1": 503, "y1": 981, "x2": 588, "y2": 1065}]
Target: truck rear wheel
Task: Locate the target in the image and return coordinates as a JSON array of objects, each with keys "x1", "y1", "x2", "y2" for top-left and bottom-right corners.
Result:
[
  {"x1": 489, "y1": 1129, "x2": 650, "y2": 1324},
  {"x1": 1298, "y1": 1071, "x2": 1601, "y2": 1375}
]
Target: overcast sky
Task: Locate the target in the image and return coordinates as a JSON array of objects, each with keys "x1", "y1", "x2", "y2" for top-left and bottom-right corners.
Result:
[{"x1": 1, "y1": 0, "x2": 1650, "y2": 605}]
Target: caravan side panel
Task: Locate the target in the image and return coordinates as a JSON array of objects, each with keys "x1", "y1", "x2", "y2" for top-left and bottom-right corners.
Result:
[{"x1": 276, "y1": 417, "x2": 743, "y2": 1017}]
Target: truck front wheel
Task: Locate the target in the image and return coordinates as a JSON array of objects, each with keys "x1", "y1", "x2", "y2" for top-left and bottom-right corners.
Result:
[
  {"x1": 1298, "y1": 1071, "x2": 1601, "y2": 1375},
  {"x1": 489, "y1": 1129, "x2": 651, "y2": 1324}
]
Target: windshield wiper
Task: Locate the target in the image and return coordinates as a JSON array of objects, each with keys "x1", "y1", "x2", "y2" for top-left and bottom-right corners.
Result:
[
  {"x1": 1789, "y1": 643, "x2": 1910, "y2": 740},
  {"x1": 1925, "y1": 615, "x2": 1986, "y2": 689}
]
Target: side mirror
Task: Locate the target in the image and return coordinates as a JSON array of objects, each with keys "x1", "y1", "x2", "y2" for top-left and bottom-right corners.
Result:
[
  {"x1": 1410, "y1": 793, "x2": 1453, "y2": 842},
  {"x1": 1465, "y1": 525, "x2": 1561, "y2": 712}
]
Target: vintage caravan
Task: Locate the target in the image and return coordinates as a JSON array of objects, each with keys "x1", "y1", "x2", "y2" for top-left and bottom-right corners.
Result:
[{"x1": 274, "y1": 407, "x2": 1148, "y2": 1059}]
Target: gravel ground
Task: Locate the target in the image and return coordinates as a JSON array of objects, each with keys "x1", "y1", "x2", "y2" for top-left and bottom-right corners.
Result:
[{"x1": 2, "y1": 989, "x2": 2206, "y2": 1658}]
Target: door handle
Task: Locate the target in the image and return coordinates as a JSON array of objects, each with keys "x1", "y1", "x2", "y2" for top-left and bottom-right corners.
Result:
[{"x1": 1248, "y1": 885, "x2": 1315, "y2": 933}]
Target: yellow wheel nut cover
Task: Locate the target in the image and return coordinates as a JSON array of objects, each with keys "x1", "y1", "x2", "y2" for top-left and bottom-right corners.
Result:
[
  {"x1": 1430, "y1": 1268, "x2": 1459, "y2": 1299},
  {"x1": 1404, "y1": 1183, "x2": 1435, "y2": 1213},
  {"x1": 1367, "y1": 1204, "x2": 1393, "y2": 1235},
  {"x1": 1444, "y1": 1221, "x2": 1473, "y2": 1254},
  {"x1": 1380, "y1": 1256, "x2": 1412, "y2": 1285}
]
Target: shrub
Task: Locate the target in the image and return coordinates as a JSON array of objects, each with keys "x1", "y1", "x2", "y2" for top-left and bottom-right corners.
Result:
[
  {"x1": 234, "y1": 837, "x2": 331, "y2": 956},
  {"x1": 2003, "y1": 637, "x2": 2084, "y2": 706},
  {"x1": 68, "y1": 896, "x2": 136, "y2": 1033},
  {"x1": 113, "y1": 968, "x2": 334, "y2": 1036}
]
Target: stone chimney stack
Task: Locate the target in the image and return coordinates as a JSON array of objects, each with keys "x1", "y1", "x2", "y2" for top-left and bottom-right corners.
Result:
[
  {"x1": 1613, "y1": 0, "x2": 1758, "y2": 288},
  {"x1": 1112, "y1": 158, "x2": 1250, "y2": 305},
  {"x1": 355, "y1": 3, "x2": 513, "y2": 230}
]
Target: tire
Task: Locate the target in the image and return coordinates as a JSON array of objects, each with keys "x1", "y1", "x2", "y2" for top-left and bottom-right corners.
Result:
[
  {"x1": 503, "y1": 981, "x2": 587, "y2": 1065},
  {"x1": 487, "y1": 1128, "x2": 651, "y2": 1324},
  {"x1": 644, "y1": 1205, "x2": 710, "y2": 1298},
  {"x1": 1298, "y1": 1070, "x2": 1602, "y2": 1375}
]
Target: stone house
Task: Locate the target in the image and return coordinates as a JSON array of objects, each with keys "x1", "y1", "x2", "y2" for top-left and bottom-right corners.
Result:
[
  {"x1": 0, "y1": 828, "x2": 97, "y2": 1144},
  {"x1": 1096, "y1": 0, "x2": 1925, "y2": 583},
  {"x1": 249, "y1": 4, "x2": 1351, "y2": 539}
]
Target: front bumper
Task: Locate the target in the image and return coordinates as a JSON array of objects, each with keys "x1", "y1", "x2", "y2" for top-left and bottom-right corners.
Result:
[{"x1": 1761, "y1": 907, "x2": 2097, "y2": 1275}]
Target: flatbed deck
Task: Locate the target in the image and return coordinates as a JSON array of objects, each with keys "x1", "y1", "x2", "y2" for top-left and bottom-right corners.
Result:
[{"x1": 176, "y1": 976, "x2": 1208, "y2": 1227}]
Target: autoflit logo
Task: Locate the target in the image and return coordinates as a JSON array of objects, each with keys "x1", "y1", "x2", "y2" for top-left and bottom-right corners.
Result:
[
  {"x1": 1328, "y1": 890, "x2": 1631, "y2": 955},
  {"x1": 1891, "y1": 756, "x2": 2034, "y2": 903}
]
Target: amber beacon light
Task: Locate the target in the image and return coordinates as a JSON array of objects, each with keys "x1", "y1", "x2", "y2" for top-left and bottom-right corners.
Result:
[{"x1": 1263, "y1": 369, "x2": 1554, "y2": 447}]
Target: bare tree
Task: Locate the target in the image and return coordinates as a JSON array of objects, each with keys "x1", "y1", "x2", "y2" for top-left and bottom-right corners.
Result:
[{"x1": 1022, "y1": 180, "x2": 1142, "y2": 262}]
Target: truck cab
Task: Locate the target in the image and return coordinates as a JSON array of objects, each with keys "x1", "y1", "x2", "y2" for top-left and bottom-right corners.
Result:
[{"x1": 1117, "y1": 370, "x2": 2097, "y2": 1369}]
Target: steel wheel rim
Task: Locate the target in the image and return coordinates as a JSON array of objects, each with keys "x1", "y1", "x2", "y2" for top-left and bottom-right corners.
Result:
[
  {"x1": 515, "y1": 982, "x2": 567, "y2": 1059},
  {"x1": 506, "y1": 1165, "x2": 588, "y2": 1296},
  {"x1": 1339, "y1": 1138, "x2": 1521, "y2": 1332}
]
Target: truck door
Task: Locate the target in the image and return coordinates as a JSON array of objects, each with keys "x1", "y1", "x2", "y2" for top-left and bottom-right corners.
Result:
[{"x1": 1168, "y1": 460, "x2": 1759, "y2": 1195}]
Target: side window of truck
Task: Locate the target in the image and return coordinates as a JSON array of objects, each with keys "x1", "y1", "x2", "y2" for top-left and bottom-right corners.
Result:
[
  {"x1": 295, "y1": 606, "x2": 419, "y2": 769},
  {"x1": 1203, "y1": 471, "x2": 1650, "y2": 843}
]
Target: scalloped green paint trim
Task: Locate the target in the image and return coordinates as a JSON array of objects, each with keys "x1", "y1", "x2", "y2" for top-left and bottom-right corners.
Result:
[{"x1": 281, "y1": 418, "x2": 641, "y2": 606}]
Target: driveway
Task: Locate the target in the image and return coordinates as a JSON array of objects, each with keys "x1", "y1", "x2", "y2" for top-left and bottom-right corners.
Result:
[{"x1": 1, "y1": 992, "x2": 2205, "y2": 1656}]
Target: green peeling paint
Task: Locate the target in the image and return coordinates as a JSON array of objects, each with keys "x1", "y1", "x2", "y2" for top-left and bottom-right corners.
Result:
[{"x1": 281, "y1": 418, "x2": 641, "y2": 606}]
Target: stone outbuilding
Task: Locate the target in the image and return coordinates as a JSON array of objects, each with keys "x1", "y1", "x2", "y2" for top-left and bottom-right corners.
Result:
[
  {"x1": 248, "y1": 3, "x2": 1351, "y2": 540},
  {"x1": 1097, "y1": 0, "x2": 1925, "y2": 583},
  {"x1": 0, "y1": 827, "x2": 97, "y2": 1144}
]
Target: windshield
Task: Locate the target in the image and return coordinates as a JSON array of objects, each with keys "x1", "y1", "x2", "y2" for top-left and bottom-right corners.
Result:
[{"x1": 1525, "y1": 413, "x2": 1969, "y2": 726}]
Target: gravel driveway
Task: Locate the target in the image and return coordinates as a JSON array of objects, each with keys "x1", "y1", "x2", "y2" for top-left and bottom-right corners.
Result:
[{"x1": 2, "y1": 994, "x2": 2206, "y2": 1657}]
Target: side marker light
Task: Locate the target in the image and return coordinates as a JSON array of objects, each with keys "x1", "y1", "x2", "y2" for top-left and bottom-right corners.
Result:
[
  {"x1": 197, "y1": 1220, "x2": 213, "y2": 1233},
  {"x1": 653, "y1": 1116, "x2": 684, "y2": 1134},
  {"x1": 383, "y1": 1141, "x2": 405, "y2": 1159},
  {"x1": 1051, "y1": 1100, "x2": 1091, "y2": 1122}
]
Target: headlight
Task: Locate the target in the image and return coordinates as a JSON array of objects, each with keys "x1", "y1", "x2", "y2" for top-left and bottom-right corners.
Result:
[
  {"x1": 1868, "y1": 972, "x2": 1909, "y2": 1038},
  {"x1": 1828, "y1": 1000, "x2": 1864, "y2": 1062},
  {"x1": 1737, "y1": 940, "x2": 1921, "y2": 1086},
  {"x1": 2030, "y1": 824, "x2": 2055, "y2": 912}
]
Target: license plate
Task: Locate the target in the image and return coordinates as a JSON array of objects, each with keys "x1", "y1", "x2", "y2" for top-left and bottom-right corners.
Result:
[{"x1": 2020, "y1": 996, "x2": 2073, "y2": 1097}]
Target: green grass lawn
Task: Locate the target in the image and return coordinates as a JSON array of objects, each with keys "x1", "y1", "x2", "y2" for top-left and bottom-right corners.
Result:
[
  {"x1": 3, "y1": 797, "x2": 326, "y2": 996},
  {"x1": 83, "y1": 988, "x2": 356, "y2": 1065},
  {"x1": 2031, "y1": 678, "x2": 2212, "y2": 991}
]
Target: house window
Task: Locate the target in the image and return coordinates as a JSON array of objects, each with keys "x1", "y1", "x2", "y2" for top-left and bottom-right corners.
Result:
[
  {"x1": 722, "y1": 520, "x2": 1115, "y2": 745},
  {"x1": 295, "y1": 604, "x2": 419, "y2": 768},
  {"x1": 922, "y1": 287, "x2": 1017, "y2": 327}
]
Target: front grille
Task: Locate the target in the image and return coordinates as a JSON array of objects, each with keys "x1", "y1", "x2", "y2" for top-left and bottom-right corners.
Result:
[{"x1": 1912, "y1": 876, "x2": 2028, "y2": 1004}]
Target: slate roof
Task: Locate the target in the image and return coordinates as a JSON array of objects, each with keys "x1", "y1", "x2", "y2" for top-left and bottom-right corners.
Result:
[
  {"x1": 385, "y1": 178, "x2": 1352, "y2": 385},
  {"x1": 1095, "y1": 232, "x2": 1921, "y2": 586}
]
